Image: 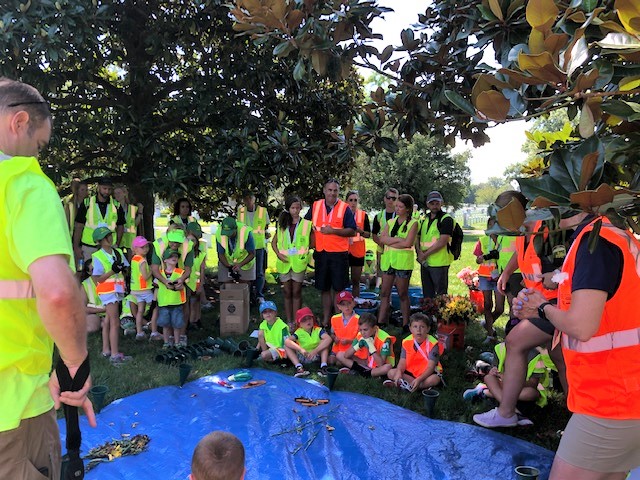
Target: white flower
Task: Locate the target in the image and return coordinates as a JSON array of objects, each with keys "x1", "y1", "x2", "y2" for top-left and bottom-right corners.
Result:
[{"x1": 551, "y1": 271, "x2": 569, "y2": 285}]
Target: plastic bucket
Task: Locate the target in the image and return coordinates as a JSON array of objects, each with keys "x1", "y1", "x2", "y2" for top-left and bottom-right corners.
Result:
[
  {"x1": 390, "y1": 292, "x2": 400, "y2": 309},
  {"x1": 410, "y1": 293, "x2": 422, "y2": 307}
]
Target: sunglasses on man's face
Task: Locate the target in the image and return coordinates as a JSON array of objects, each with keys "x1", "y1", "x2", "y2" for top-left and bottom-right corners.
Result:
[{"x1": 386, "y1": 196, "x2": 397, "y2": 201}]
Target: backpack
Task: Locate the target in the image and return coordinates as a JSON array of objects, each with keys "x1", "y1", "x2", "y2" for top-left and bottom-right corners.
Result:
[{"x1": 439, "y1": 214, "x2": 464, "y2": 260}]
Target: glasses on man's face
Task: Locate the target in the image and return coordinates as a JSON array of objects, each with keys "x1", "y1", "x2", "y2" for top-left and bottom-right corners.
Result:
[{"x1": 386, "y1": 196, "x2": 397, "y2": 201}]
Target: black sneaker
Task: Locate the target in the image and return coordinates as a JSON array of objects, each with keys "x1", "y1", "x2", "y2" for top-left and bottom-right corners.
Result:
[{"x1": 318, "y1": 366, "x2": 329, "y2": 377}]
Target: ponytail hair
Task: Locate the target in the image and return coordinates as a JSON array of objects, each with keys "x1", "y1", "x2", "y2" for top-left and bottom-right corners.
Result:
[{"x1": 278, "y1": 196, "x2": 302, "y2": 230}]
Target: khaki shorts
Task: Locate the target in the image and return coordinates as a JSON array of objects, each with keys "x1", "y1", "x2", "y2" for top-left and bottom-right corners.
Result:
[
  {"x1": 556, "y1": 413, "x2": 640, "y2": 473},
  {"x1": 0, "y1": 409, "x2": 61, "y2": 480},
  {"x1": 280, "y1": 270, "x2": 305, "y2": 283},
  {"x1": 218, "y1": 262, "x2": 256, "y2": 282}
]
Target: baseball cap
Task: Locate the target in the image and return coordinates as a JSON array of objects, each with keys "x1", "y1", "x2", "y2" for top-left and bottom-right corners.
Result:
[
  {"x1": 220, "y1": 217, "x2": 237, "y2": 236},
  {"x1": 335, "y1": 290, "x2": 354, "y2": 304},
  {"x1": 167, "y1": 229, "x2": 186, "y2": 243},
  {"x1": 98, "y1": 177, "x2": 113, "y2": 186},
  {"x1": 92, "y1": 226, "x2": 112, "y2": 243},
  {"x1": 295, "y1": 306, "x2": 315, "y2": 325},
  {"x1": 186, "y1": 221, "x2": 203, "y2": 239},
  {"x1": 259, "y1": 300, "x2": 277, "y2": 314},
  {"x1": 162, "y1": 249, "x2": 180, "y2": 260},
  {"x1": 365, "y1": 250, "x2": 375, "y2": 260},
  {"x1": 132, "y1": 236, "x2": 150, "y2": 248},
  {"x1": 426, "y1": 191, "x2": 444, "y2": 203}
]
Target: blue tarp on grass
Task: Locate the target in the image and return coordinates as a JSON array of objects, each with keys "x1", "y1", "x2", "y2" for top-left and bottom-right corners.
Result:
[{"x1": 59, "y1": 369, "x2": 554, "y2": 479}]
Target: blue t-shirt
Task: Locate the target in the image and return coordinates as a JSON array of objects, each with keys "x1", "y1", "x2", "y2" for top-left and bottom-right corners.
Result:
[{"x1": 570, "y1": 218, "x2": 623, "y2": 299}]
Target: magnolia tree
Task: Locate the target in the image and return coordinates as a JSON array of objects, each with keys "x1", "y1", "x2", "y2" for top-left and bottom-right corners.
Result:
[{"x1": 231, "y1": 0, "x2": 640, "y2": 233}]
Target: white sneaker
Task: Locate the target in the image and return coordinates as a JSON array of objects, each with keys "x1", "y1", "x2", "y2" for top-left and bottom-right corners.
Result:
[{"x1": 473, "y1": 408, "x2": 518, "y2": 428}]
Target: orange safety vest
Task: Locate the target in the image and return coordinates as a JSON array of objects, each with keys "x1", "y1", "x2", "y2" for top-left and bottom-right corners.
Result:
[
  {"x1": 330, "y1": 313, "x2": 360, "y2": 355},
  {"x1": 354, "y1": 330, "x2": 396, "y2": 367},
  {"x1": 558, "y1": 218, "x2": 640, "y2": 419},
  {"x1": 477, "y1": 236, "x2": 498, "y2": 278},
  {"x1": 516, "y1": 221, "x2": 557, "y2": 300},
  {"x1": 348, "y1": 209, "x2": 367, "y2": 258},
  {"x1": 311, "y1": 199, "x2": 349, "y2": 252},
  {"x1": 402, "y1": 334, "x2": 443, "y2": 375}
]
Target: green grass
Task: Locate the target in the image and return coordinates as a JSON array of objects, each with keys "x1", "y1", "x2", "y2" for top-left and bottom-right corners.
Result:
[{"x1": 84, "y1": 232, "x2": 569, "y2": 452}]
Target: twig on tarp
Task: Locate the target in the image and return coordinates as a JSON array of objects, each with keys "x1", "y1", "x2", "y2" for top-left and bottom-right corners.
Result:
[
  {"x1": 274, "y1": 405, "x2": 340, "y2": 455},
  {"x1": 83, "y1": 434, "x2": 151, "y2": 471}
]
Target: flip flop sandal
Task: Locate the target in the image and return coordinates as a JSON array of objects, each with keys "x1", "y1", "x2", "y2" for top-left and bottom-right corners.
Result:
[
  {"x1": 383, "y1": 379, "x2": 397, "y2": 388},
  {"x1": 398, "y1": 379, "x2": 413, "y2": 392}
]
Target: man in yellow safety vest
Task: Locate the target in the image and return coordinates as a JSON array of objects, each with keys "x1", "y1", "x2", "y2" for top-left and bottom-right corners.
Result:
[{"x1": 237, "y1": 191, "x2": 270, "y2": 303}]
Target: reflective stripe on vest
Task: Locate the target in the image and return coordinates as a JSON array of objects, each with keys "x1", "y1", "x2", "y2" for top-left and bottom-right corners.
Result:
[
  {"x1": 563, "y1": 326, "x2": 640, "y2": 353},
  {"x1": 217, "y1": 222, "x2": 255, "y2": 270},
  {"x1": 82, "y1": 196, "x2": 119, "y2": 246},
  {"x1": 93, "y1": 248, "x2": 126, "y2": 294},
  {"x1": 477, "y1": 236, "x2": 497, "y2": 277},
  {"x1": 402, "y1": 335, "x2": 442, "y2": 374},
  {"x1": 381, "y1": 217, "x2": 417, "y2": 271},
  {"x1": 124, "y1": 204, "x2": 137, "y2": 234},
  {"x1": 419, "y1": 214, "x2": 453, "y2": 267},
  {"x1": 312, "y1": 199, "x2": 349, "y2": 252},
  {"x1": 349, "y1": 209, "x2": 367, "y2": 257},
  {"x1": 0, "y1": 280, "x2": 35, "y2": 299},
  {"x1": 238, "y1": 206, "x2": 267, "y2": 248}
]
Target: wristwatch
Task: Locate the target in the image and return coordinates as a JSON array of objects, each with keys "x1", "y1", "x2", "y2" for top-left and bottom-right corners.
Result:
[{"x1": 538, "y1": 301, "x2": 553, "y2": 321}]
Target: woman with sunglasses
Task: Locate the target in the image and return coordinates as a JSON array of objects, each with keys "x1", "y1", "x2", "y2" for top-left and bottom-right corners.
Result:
[
  {"x1": 377, "y1": 194, "x2": 419, "y2": 330},
  {"x1": 345, "y1": 190, "x2": 371, "y2": 298}
]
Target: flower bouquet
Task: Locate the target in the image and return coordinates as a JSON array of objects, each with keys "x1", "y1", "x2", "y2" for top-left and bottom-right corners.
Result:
[
  {"x1": 437, "y1": 294, "x2": 477, "y2": 325},
  {"x1": 456, "y1": 267, "x2": 479, "y2": 290}
]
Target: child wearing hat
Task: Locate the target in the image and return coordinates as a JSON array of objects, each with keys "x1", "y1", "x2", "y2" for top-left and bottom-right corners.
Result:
[
  {"x1": 91, "y1": 226, "x2": 131, "y2": 364},
  {"x1": 284, "y1": 307, "x2": 333, "y2": 377},
  {"x1": 257, "y1": 301, "x2": 290, "y2": 362},
  {"x1": 337, "y1": 313, "x2": 395, "y2": 377},
  {"x1": 362, "y1": 250, "x2": 377, "y2": 289},
  {"x1": 157, "y1": 249, "x2": 188, "y2": 347},
  {"x1": 186, "y1": 222, "x2": 207, "y2": 331},
  {"x1": 130, "y1": 235, "x2": 153, "y2": 340},
  {"x1": 330, "y1": 291, "x2": 360, "y2": 365}
]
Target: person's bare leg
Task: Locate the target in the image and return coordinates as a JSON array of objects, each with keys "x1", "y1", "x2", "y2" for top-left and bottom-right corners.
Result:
[
  {"x1": 550, "y1": 456, "x2": 627, "y2": 480},
  {"x1": 351, "y1": 265, "x2": 363, "y2": 298},
  {"x1": 395, "y1": 276, "x2": 410, "y2": 327},
  {"x1": 282, "y1": 280, "x2": 293, "y2": 325},
  {"x1": 107, "y1": 302, "x2": 120, "y2": 355},
  {"x1": 483, "y1": 290, "x2": 495, "y2": 336}
]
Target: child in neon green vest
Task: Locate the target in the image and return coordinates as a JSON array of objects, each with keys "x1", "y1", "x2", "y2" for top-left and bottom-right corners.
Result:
[
  {"x1": 157, "y1": 249, "x2": 187, "y2": 348},
  {"x1": 284, "y1": 307, "x2": 332, "y2": 377},
  {"x1": 257, "y1": 301, "x2": 290, "y2": 362}
]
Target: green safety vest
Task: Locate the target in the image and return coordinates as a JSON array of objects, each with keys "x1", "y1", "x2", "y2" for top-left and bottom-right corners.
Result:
[
  {"x1": 419, "y1": 213, "x2": 454, "y2": 267},
  {"x1": 81, "y1": 196, "x2": 120, "y2": 246},
  {"x1": 375, "y1": 210, "x2": 395, "y2": 253},
  {"x1": 495, "y1": 342, "x2": 555, "y2": 407},
  {"x1": 120, "y1": 293, "x2": 136, "y2": 319},
  {"x1": 496, "y1": 235, "x2": 519, "y2": 273},
  {"x1": 478, "y1": 235, "x2": 498, "y2": 278},
  {"x1": 275, "y1": 219, "x2": 312, "y2": 274},
  {"x1": 186, "y1": 242, "x2": 207, "y2": 291},
  {"x1": 130, "y1": 254, "x2": 152, "y2": 291},
  {"x1": 260, "y1": 317, "x2": 289, "y2": 348},
  {"x1": 169, "y1": 214, "x2": 196, "y2": 227},
  {"x1": 216, "y1": 221, "x2": 255, "y2": 270},
  {"x1": 157, "y1": 268, "x2": 186, "y2": 307},
  {"x1": 0, "y1": 154, "x2": 66, "y2": 428},
  {"x1": 153, "y1": 236, "x2": 194, "y2": 269},
  {"x1": 294, "y1": 326, "x2": 322, "y2": 352},
  {"x1": 238, "y1": 205, "x2": 268, "y2": 249},
  {"x1": 120, "y1": 203, "x2": 138, "y2": 249},
  {"x1": 363, "y1": 258, "x2": 376, "y2": 275},
  {"x1": 82, "y1": 277, "x2": 104, "y2": 315},
  {"x1": 381, "y1": 217, "x2": 418, "y2": 271}
]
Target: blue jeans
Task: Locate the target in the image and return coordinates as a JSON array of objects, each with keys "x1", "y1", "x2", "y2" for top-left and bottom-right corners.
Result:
[{"x1": 254, "y1": 248, "x2": 266, "y2": 299}]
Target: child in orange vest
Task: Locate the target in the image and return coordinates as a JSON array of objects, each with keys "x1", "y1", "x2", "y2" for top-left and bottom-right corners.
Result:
[
  {"x1": 385, "y1": 313, "x2": 442, "y2": 391},
  {"x1": 330, "y1": 290, "x2": 360, "y2": 365},
  {"x1": 91, "y1": 226, "x2": 130, "y2": 364},
  {"x1": 130, "y1": 235, "x2": 153, "y2": 341},
  {"x1": 337, "y1": 313, "x2": 395, "y2": 378}
]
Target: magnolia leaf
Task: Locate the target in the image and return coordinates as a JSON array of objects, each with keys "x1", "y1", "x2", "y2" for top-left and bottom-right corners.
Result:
[
  {"x1": 498, "y1": 68, "x2": 548, "y2": 86},
  {"x1": 293, "y1": 58, "x2": 305, "y2": 81},
  {"x1": 287, "y1": 9, "x2": 304, "y2": 30},
  {"x1": 567, "y1": 11, "x2": 587, "y2": 23},
  {"x1": 587, "y1": 218, "x2": 602, "y2": 254},
  {"x1": 471, "y1": 74, "x2": 512, "y2": 103},
  {"x1": 379, "y1": 45, "x2": 394, "y2": 63},
  {"x1": 508, "y1": 43, "x2": 529, "y2": 61},
  {"x1": 573, "y1": 68, "x2": 600, "y2": 92},
  {"x1": 530, "y1": 197, "x2": 559, "y2": 208},
  {"x1": 579, "y1": 104, "x2": 595, "y2": 138},
  {"x1": 497, "y1": 198, "x2": 526, "y2": 232},
  {"x1": 598, "y1": 20, "x2": 630, "y2": 34},
  {"x1": 619, "y1": 75, "x2": 640, "y2": 91},
  {"x1": 600, "y1": 99, "x2": 639, "y2": 118},
  {"x1": 615, "y1": 0, "x2": 640, "y2": 34},
  {"x1": 475, "y1": 90, "x2": 510, "y2": 121},
  {"x1": 507, "y1": 0, "x2": 525, "y2": 19},
  {"x1": 570, "y1": 184, "x2": 615, "y2": 209},
  {"x1": 526, "y1": 0, "x2": 559, "y2": 30},
  {"x1": 596, "y1": 32, "x2": 640, "y2": 50},
  {"x1": 444, "y1": 90, "x2": 476, "y2": 116},
  {"x1": 566, "y1": 36, "x2": 589, "y2": 77},
  {"x1": 579, "y1": 152, "x2": 599, "y2": 190},
  {"x1": 311, "y1": 51, "x2": 328, "y2": 76},
  {"x1": 544, "y1": 33, "x2": 569, "y2": 59},
  {"x1": 528, "y1": 29, "x2": 545, "y2": 54},
  {"x1": 518, "y1": 51, "x2": 566, "y2": 85},
  {"x1": 370, "y1": 86, "x2": 385, "y2": 104},
  {"x1": 488, "y1": 0, "x2": 504, "y2": 21}
]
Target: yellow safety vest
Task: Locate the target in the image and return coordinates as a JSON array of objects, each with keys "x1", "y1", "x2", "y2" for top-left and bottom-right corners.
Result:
[
  {"x1": 82, "y1": 277, "x2": 104, "y2": 315},
  {"x1": 216, "y1": 221, "x2": 255, "y2": 270},
  {"x1": 381, "y1": 217, "x2": 418, "y2": 271},
  {"x1": 186, "y1": 242, "x2": 207, "y2": 292},
  {"x1": 157, "y1": 268, "x2": 187, "y2": 307},
  {"x1": 275, "y1": 219, "x2": 312, "y2": 274},
  {"x1": 375, "y1": 210, "x2": 395, "y2": 253},
  {"x1": 153, "y1": 236, "x2": 193, "y2": 269},
  {"x1": 238, "y1": 205, "x2": 268, "y2": 249},
  {"x1": 419, "y1": 213, "x2": 454, "y2": 267},
  {"x1": 81, "y1": 196, "x2": 120, "y2": 246},
  {"x1": 120, "y1": 203, "x2": 138, "y2": 249},
  {"x1": 130, "y1": 254, "x2": 152, "y2": 291}
]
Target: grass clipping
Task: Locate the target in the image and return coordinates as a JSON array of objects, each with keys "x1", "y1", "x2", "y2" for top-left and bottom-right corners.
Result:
[{"x1": 84, "y1": 434, "x2": 151, "y2": 472}]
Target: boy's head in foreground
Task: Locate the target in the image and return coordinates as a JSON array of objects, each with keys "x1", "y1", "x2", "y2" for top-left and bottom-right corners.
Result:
[{"x1": 190, "y1": 430, "x2": 245, "y2": 480}]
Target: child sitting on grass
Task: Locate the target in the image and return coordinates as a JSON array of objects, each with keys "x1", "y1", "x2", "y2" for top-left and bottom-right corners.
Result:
[
  {"x1": 362, "y1": 249, "x2": 377, "y2": 289},
  {"x1": 385, "y1": 313, "x2": 443, "y2": 391},
  {"x1": 130, "y1": 235, "x2": 154, "y2": 340},
  {"x1": 190, "y1": 430, "x2": 245, "y2": 480},
  {"x1": 330, "y1": 290, "x2": 359, "y2": 366},
  {"x1": 284, "y1": 307, "x2": 332, "y2": 377},
  {"x1": 157, "y1": 249, "x2": 187, "y2": 348},
  {"x1": 257, "y1": 301, "x2": 290, "y2": 363},
  {"x1": 336, "y1": 313, "x2": 395, "y2": 378}
]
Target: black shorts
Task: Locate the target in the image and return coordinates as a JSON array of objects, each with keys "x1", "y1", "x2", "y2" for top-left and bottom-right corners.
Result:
[
  {"x1": 348, "y1": 253, "x2": 364, "y2": 267},
  {"x1": 314, "y1": 251, "x2": 349, "y2": 292},
  {"x1": 528, "y1": 316, "x2": 556, "y2": 336}
]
